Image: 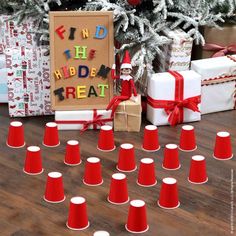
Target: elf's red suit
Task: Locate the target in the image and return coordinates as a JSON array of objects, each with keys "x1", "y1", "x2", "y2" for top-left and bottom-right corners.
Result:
[{"x1": 106, "y1": 51, "x2": 137, "y2": 117}]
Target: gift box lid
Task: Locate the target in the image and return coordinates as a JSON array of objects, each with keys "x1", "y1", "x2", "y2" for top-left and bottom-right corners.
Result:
[{"x1": 191, "y1": 55, "x2": 236, "y2": 80}]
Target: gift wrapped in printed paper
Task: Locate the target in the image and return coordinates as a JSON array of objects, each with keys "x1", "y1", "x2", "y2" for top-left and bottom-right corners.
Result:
[
  {"x1": 191, "y1": 55, "x2": 236, "y2": 114},
  {"x1": 114, "y1": 95, "x2": 142, "y2": 132},
  {"x1": 147, "y1": 70, "x2": 201, "y2": 126},
  {"x1": 55, "y1": 109, "x2": 113, "y2": 131}
]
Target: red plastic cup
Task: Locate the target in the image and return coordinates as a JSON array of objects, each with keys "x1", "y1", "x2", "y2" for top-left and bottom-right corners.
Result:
[
  {"x1": 97, "y1": 125, "x2": 115, "y2": 152},
  {"x1": 179, "y1": 125, "x2": 197, "y2": 152},
  {"x1": 125, "y1": 200, "x2": 149, "y2": 233},
  {"x1": 23, "y1": 146, "x2": 44, "y2": 175},
  {"x1": 66, "y1": 196, "x2": 90, "y2": 231},
  {"x1": 213, "y1": 131, "x2": 233, "y2": 160},
  {"x1": 6, "y1": 121, "x2": 25, "y2": 148},
  {"x1": 43, "y1": 122, "x2": 60, "y2": 147},
  {"x1": 64, "y1": 140, "x2": 82, "y2": 166},
  {"x1": 163, "y1": 144, "x2": 181, "y2": 170},
  {"x1": 93, "y1": 231, "x2": 110, "y2": 236},
  {"x1": 142, "y1": 125, "x2": 160, "y2": 152},
  {"x1": 158, "y1": 177, "x2": 180, "y2": 209},
  {"x1": 108, "y1": 173, "x2": 129, "y2": 205},
  {"x1": 137, "y1": 158, "x2": 157, "y2": 187},
  {"x1": 117, "y1": 143, "x2": 137, "y2": 172},
  {"x1": 188, "y1": 155, "x2": 208, "y2": 184},
  {"x1": 83, "y1": 157, "x2": 103, "y2": 186},
  {"x1": 44, "y1": 172, "x2": 65, "y2": 203}
]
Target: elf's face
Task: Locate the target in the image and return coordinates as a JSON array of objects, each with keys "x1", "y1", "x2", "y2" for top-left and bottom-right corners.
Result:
[{"x1": 121, "y1": 68, "x2": 132, "y2": 75}]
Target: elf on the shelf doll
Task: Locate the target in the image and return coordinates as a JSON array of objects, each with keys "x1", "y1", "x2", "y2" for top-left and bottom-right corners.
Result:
[{"x1": 106, "y1": 50, "x2": 137, "y2": 117}]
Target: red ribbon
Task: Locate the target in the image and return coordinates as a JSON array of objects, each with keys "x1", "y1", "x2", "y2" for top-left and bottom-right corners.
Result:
[
  {"x1": 203, "y1": 43, "x2": 236, "y2": 57},
  {"x1": 56, "y1": 109, "x2": 113, "y2": 132},
  {"x1": 147, "y1": 71, "x2": 201, "y2": 126}
]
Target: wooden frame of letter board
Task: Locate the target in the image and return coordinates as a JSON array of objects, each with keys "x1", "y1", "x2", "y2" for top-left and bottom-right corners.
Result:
[{"x1": 49, "y1": 11, "x2": 114, "y2": 110}]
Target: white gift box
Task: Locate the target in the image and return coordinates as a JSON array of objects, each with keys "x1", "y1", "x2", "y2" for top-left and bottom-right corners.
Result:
[
  {"x1": 55, "y1": 110, "x2": 113, "y2": 130},
  {"x1": 147, "y1": 70, "x2": 201, "y2": 126},
  {"x1": 191, "y1": 55, "x2": 236, "y2": 114},
  {"x1": 0, "y1": 68, "x2": 7, "y2": 102}
]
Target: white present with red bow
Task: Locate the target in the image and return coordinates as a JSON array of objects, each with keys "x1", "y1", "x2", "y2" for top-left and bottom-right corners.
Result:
[
  {"x1": 55, "y1": 109, "x2": 113, "y2": 131},
  {"x1": 6, "y1": 47, "x2": 53, "y2": 117},
  {"x1": 147, "y1": 70, "x2": 201, "y2": 126},
  {"x1": 191, "y1": 55, "x2": 236, "y2": 114}
]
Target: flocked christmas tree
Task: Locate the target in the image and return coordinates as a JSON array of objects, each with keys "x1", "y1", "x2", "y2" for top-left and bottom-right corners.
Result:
[{"x1": 0, "y1": 0, "x2": 235, "y2": 90}]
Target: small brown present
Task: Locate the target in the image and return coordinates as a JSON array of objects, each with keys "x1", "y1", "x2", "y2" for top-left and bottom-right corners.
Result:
[
  {"x1": 114, "y1": 95, "x2": 142, "y2": 132},
  {"x1": 192, "y1": 25, "x2": 236, "y2": 60}
]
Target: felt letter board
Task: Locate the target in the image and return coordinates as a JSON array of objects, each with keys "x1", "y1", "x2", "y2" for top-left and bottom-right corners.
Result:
[{"x1": 49, "y1": 11, "x2": 114, "y2": 110}]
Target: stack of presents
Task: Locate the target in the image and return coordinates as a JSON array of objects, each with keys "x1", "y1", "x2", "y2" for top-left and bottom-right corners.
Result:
[{"x1": 0, "y1": 16, "x2": 235, "y2": 130}]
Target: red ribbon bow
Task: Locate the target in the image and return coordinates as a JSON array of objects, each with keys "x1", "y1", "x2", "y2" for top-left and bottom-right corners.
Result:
[
  {"x1": 203, "y1": 43, "x2": 236, "y2": 57},
  {"x1": 147, "y1": 71, "x2": 201, "y2": 126}
]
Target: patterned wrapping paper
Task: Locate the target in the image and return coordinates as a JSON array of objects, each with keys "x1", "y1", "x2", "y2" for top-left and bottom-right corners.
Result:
[
  {"x1": 0, "y1": 54, "x2": 7, "y2": 102},
  {"x1": 6, "y1": 47, "x2": 54, "y2": 117},
  {"x1": 156, "y1": 29, "x2": 193, "y2": 72}
]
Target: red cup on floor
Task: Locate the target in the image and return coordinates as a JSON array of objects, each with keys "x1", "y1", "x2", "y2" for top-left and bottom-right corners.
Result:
[
  {"x1": 213, "y1": 131, "x2": 233, "y2": 160},
  {"x1": 7, "y1": 121, "x2": 25, "y2": 148},
  {"x1": 125, "y1": 200, "x2": 149, "y2": 233},
  {"x1": 142, "y1": 125, "x2": 160, "y2": 152},
  {"x1": 67, "y1": 196, "x2": 90, "y2": 231},
  {"x1": 137, "y1": 158, "x2": 157, "y2": 187},
  {"x1": 83, "y1": 157, "x2": 103, "y2": 186},
  {"x1": 64, "y1": 140, "x2": 82, "y2": 166},
  {"x1": 97, "y1": 125, "x2": 115, "y2": 152},
  {"x1": 117, "y1": 143, "x2": 137, "y2": 172},
  {"x1": 163, "y1": 144, "x2": 181, "y2": 170},
  {"x1": 179, "y1": 125, "x2": 197, "y2": 152},
  {"x1": 23, "y1": 146, "x2": 44, "y2": 175},
  {"x1": 158, "y1": 177, "x2": 180, "y2": 209},
  {"x1": 94, "y1": 231, "x2": 110, "y2": 236},
  {"x1": 188, "y1": 155, "x2": 208, "y2": 184},
  {"x1": 43, "y1": 122, "x2": 60, "y2": 147},
  {"x1": 108, "y1": 173, "x2": 129, "y2": 205},
  {"x1": 44, "y1": 172, "x2": 65, "y2": 203}
]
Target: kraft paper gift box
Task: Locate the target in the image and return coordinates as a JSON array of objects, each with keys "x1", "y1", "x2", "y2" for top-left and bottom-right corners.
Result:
[
  {"x1": 0, "y1": 68, "x2": 8, "y2": 102},
  {"x1": 191, "y1": 55, "x2": 236, "y2": 114},
  {"x1": 114, "y1": 95, "x2": 142, "y2": 132},
  {"x1": 192, "y1": 25, "x2": 236, "y2": 60},
  {"x1": 6, "y1": 47, "x2": 54, "y2": 117},
  {"x1": 156, "y1": 29, "x2": 193, "y2": 72},
  {"x1": 55, "y1": 110, "x2": 113, "y2": 131},
  {"x1": 147, "y1": 70, "x2": 201, "y2": 126}
]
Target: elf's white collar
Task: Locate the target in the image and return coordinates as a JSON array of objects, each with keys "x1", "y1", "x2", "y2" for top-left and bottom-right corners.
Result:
[{"x1": 120, "y1": 75, "x2": 133, "y2": 81}]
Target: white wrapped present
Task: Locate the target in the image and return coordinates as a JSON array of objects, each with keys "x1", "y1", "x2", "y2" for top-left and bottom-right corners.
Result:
[
  {"x1": 147, "y1": 70, "x2": 201, "y2": 126},
  {"x1": 191, "y1": 55, "x2": 236, "y2": 114},
  {"x1": 55, "y1": 109, "x2": 113, "y2": 131}
]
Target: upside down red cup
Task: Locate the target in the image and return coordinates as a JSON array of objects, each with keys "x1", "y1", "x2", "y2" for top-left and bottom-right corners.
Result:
[
  {"x1": 158, "y1": 177, "x2": 180, "y2": 209},
  {"x1": 108, "y1": 173, "x2": 129, "y2": 205},
  {"x1": 125, "y1": 200, "x2": 149, "y2": 233},
  {"x1": 94, "y1": 231, "x2": 110, "y2": 236},
  {"x1": 179, "y1": 125, "x2": 197, "y2": 152},
  {"x1": 213, "y1": 131, "x2": 233, "y2": 160},
  {"x1": 67, "y1": 196, "x2": 90, "y2": 231},
  {"x1": 44, "y1": 172, "x2": 65, "y2": 203},
  {"x1": 188, "y1": 155, "x2": 208, "y2": 184},
  {"x1": 43, "y1": 122, "x2": 60, "y2": 147},
  {"x1": 7, "y1": 121, "x2": 25, "y2": 148},
  {"x1": 23, "y1": 146, "x2": 44, "y2": 175},
  {"x1": 142, "y1": 125, "x2": 160, "y2": 152},
  {"x1": 64, "y1": 140, "x2": 82, "y2": 166},
  {"x1": 83, "y1": 157, "x2": 103, "y2": 186},
  {"x1": 117, "y1": 143, "x2": 137, "y2": 172},
  {"x1": 137, "y1": 158, "x2": 157, "y2": 187},
  {"x1": 163, "y1": 144, "x2": 181, "y2": 170},
  {"x1": 97, "y1": 125, "x2": 115, "y2": 152}
]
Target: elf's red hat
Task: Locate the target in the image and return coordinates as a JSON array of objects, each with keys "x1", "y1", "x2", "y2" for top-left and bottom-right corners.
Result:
[{"x1": 121, "y1": 51, "x2": 132, "y2": 70}]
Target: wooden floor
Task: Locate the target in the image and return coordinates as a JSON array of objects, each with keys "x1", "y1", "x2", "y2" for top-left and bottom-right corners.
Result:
[{"x1": 0, "y1": 103, "x2": 235, "y2": 236}]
